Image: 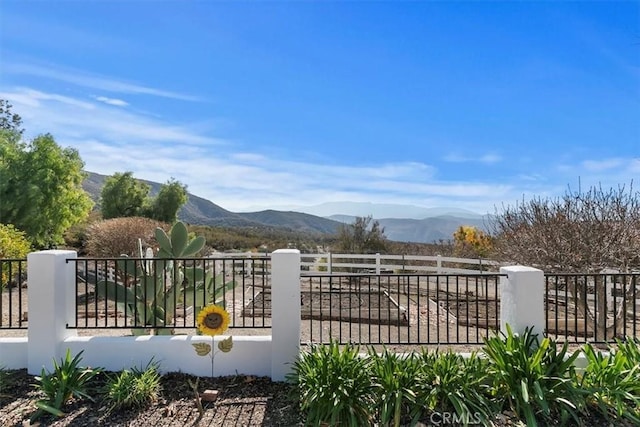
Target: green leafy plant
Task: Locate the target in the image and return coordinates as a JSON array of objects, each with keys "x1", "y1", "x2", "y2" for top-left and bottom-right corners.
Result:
[
  {"x1": 97, "y1": 221, "x2": 236, "y2": 335},
  {"x1": 483, "y1": 325, "x2": 585, "y2": 426},
  {"x1": 0, "y1": 365, "x2": 12, "y2": 397},
  {"x1": 32, "y1": 349, "x2": 102, "y2": 420},
  {"x1": 287, "y1": 341, "x2": 374, "y2": 426},
  {"x1": 415, "y1": 350, "x2": 493, "y2": 426},
  {"x1": 580, "y1": 340, "x2": 640, "y2": 423},
  {"x1": 0, "y1": 223, "x2": 30, "y2": 288},
  {"x1": 102, "y1": 360, "x2": 162, "y2": 413},
  {"x1": 368, "y1": 348, "x2": 422, "y2": 427}
]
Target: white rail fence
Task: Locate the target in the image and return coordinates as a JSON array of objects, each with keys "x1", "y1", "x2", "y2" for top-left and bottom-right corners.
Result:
[{"x1": 211, "y1": 252, "x2": 502, "y2": 275}]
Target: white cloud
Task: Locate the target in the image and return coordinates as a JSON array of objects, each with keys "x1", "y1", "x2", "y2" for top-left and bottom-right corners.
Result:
[
  {"x1": 4, "y1": 63, "x2": 199, "y2": 101},
  {"x1": 444, "y1": 152, "x2": 502, "y2": 164},
  {"x1": 582, "y1": 158, "x2": 624, "y2": 172},
  {"x1": 2, "y1": 84, "x2": 636, "y2": 217},
  {"x1": 1, "y1": 88, "x2": 218, "y2": 146},
  {"x1": 94, "y1": 96, "x2": 129, "y2": 107}
]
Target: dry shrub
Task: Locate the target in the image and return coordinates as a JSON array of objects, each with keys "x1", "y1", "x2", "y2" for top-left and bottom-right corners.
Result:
[{"x1": 85, "y1": 217, "x2": 169, "y2": 257}]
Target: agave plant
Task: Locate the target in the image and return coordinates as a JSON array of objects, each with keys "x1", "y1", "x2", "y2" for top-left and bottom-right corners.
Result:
[{"x1": 97, "y1": 222, "x2": 236, "y2": 335}]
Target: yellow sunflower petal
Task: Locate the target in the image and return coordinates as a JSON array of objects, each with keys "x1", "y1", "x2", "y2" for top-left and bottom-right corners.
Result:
[{"x1": 196, "y1": 304, "x2": 231, "y2": 336}]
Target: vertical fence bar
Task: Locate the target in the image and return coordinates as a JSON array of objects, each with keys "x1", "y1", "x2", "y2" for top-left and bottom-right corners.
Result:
[
  {"x1": 484, "y1": 276, "x2": 489, "y2": 342},
  {"x1": 0, "y1": 260, "x2": 4, "y2": 327},
  {"x1": 634, "y1": 275, "x2": 638, "y2": 338}
]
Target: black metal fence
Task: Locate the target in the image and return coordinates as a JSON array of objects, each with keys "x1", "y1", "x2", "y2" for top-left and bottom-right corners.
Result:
[
  {"x1": 0, "y1": 258, "x2": 28, "y2": 329},
  {"x1": 301, "y1": 273, "x2": 502, "y2": 346},
  {"x1": 68, "y1": 257, "x2": 271, "y2": 331},
  {"x1": 545, "y1": 273, "x2": 640, "y2": 343}
]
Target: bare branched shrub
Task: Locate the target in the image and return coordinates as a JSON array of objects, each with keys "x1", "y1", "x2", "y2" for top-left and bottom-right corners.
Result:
[
  {"x1": 85, "y1": 217, "x2": 169, "y2": 257},
  {"x1": 491, "y1": 182, "x2": 640, "y2": 339},
  {"x1": 491, "y1": 183, "x2": 640, "y2": 272}
]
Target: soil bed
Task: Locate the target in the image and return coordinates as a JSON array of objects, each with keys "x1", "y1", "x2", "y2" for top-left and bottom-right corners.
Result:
[
  {"x1": 244, "y1": 289, "x2": 407, "y2": 325},
  {"x1": 0, "y1": 369, "x2": 633, "y2": 427},
  {"x1": 0, "y1": 370, "x2": 302, "y2": 426}
]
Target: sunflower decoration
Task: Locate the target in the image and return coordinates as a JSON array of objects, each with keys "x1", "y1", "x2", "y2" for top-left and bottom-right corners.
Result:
[
  {"x1": 193, "y1": 305, "x2": 233, "y2": 376},
  {"x1": 196, "y1": 305, "x2": 230, "y2": 336}
]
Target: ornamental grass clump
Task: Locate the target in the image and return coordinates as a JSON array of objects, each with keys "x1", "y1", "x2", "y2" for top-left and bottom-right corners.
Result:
[
  {"x1": 368, "y1": 348, "x2": 423, "y2": 427},
  {"x1": 288, "y1": 341, "x2": 374, "y2": 426},
  {"x1": 32, "y1": 349, "x2": 102, "y2": 421},
  {"x1": 102, "y1": 360, "x2": 161, "y2": 413},
  {"x1": 580, "y1": 339, "x2": 640, "y2": 423},
  {"x1": 416, "y1": 350, "x2": 494, "y2": 426},
  {"x1": 483, "y1": 325, "x2": 586, "y2": 426},
  {"x1": 0, "y1": 365, "x2": 11, "y2": 396}
]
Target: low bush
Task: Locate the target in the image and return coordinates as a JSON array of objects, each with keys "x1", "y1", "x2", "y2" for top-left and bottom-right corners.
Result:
[
  {"x1": 85, "y1": 217, "x2": 168, "y2": 257},
  {"x1": 102, "y1": 360, "x2": 162, "y2": 412},
  {"x1": 368, "y1": 348, "x2": 422, "y2": 426},
  {"x1": 288, "y1": 341, "x2": 374, "y2": 426},
  {"x1": 580, "y1": 340, "x2": 640, "y2": 423},
  {"x1": 417, "y1": 350, "x2": 493, "y2": 425},
  {"x1": 291, "y1": 343, "x2": 495, "y2": 426},
  {"x1": 483, "y1": 325, "x2": 586, "y2": 426},
  {"x1": 32, "y1": 349, "x2": 102, "y2": 420},
  {"x1": 0, "y1": 365, "x2": 11, "y2": 395},
  {"x1": 0, "y1": 223, "x2": 30, "y2": 287},
  {"x1": 264, "y1": 332, "x2": 640, "y2": 426}
]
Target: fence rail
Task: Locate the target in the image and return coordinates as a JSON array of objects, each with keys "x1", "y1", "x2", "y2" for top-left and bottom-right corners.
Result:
[
  {"x1": 0, "y1": 258, "x2": 27, "y2": 329},
  {"x1": 301, "y1": 273, "x2": 502, "y2": 345},
  {"x1": 7, "y1": 252, "x2": 639, "y2": 345},
  {"x1": 67, "y1": 257, "x2": 271, "y2": 331},
  {"x1": 213, "y1": 252, "x2": 501, "y2": 274},
  {"x1": 545, "y1": 273, "x2": 640, "y2": 343}
]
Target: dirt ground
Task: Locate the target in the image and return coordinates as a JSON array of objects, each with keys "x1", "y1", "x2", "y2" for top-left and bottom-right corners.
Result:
[{"x1": 0, "y1": 369, "x2": 302, "y2": 427}]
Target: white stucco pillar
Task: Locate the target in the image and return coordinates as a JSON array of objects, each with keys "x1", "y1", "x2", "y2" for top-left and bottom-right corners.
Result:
[
  {"x1": 27, "y1": 250, "x2": 78, "y2": 374},
  {"x1": 270, "y1": 249, "x2": 300, "y2": 381},
  {"x1": 499, "y1": 265, "x2": 545, "y2": 336}
]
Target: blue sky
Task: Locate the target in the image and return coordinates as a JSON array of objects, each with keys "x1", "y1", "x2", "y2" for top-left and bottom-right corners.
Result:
[{"x1": 1, "y1": 1, "x2": 638, "y2": 217}]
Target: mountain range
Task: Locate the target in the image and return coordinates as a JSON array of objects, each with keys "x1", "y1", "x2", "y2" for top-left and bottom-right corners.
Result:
[{"x1": 82, "y1": 172, "x2": 491, "y2": 243}]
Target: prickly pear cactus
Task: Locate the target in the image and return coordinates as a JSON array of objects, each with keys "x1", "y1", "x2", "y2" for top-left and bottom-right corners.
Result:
[
  {"x1": 155, "y1": 221, "x2": 205, "y2": 258},
  {"x1": 98, "y1": 221, "x2": 234, "y2": 336}
]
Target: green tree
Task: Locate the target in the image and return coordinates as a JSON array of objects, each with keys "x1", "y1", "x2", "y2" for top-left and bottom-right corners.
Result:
[
  {"x1": 0, "y1": 132, "x2": 93, "y2": 248},
  {"x1": 0, "y1": 100, "x2": 24, "y2": 135},
  {"x1": 100, "y1": 172, "x2": 150, "y2": 219},
  {"x1": 336, "y1": 215, "x2": 388, "y2": 254},
  {"x1": 148, "y1": 178, "x2": 188, "y2": 223}
]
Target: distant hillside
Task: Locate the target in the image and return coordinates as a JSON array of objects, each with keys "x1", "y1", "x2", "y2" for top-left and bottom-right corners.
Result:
[
  {"x1": 83, "y1": 171, "x2": 492, "y2": 243},
  {"x1": 240, "y1": 210, "x2": 341, "y2": 234},
  {"x1": 82, "y1": 172, "x2": 341, "y2": 233},
  {"x1": 267, "y1": 201, "x2": 486, "y2": 219},
  {"x1": 328, "y1": 214, "x2": 491, "y2": 243},
  {"x1": 377, "y1": 215, "x2": 491, "y2": 243}
]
